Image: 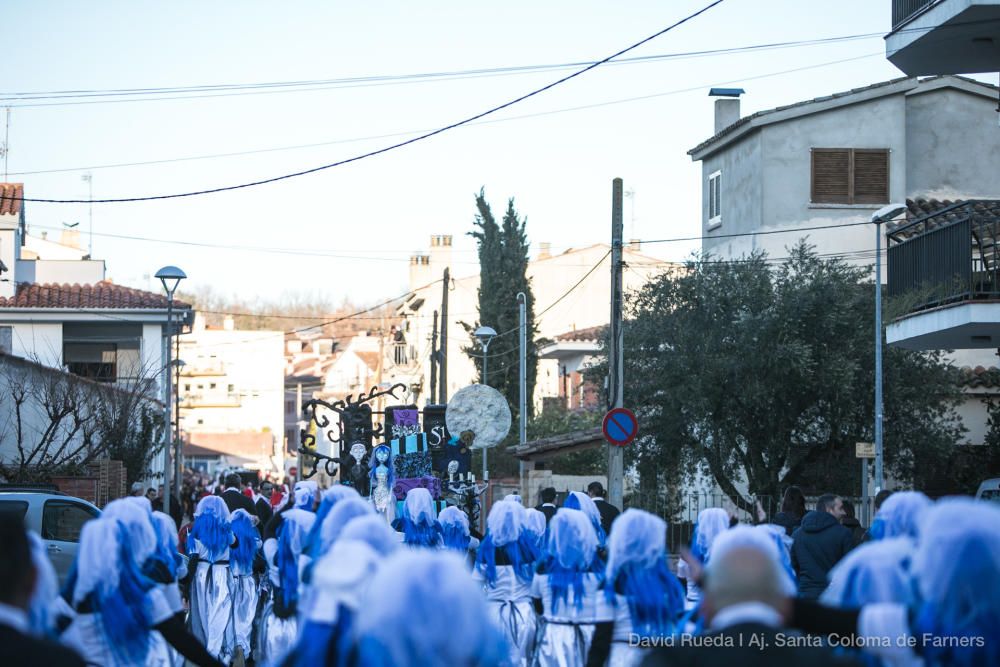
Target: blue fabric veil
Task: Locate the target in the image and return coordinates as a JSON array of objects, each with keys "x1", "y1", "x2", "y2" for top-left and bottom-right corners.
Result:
[
  {"x1": 189, "y1": 495, "x2": 231, "y2": 561},
  {"x1": 230, "y1": 509, "x2": 259, "y2": 573},
  {"x1": 542, "y1": 508, "x2": 601, "y2": 612},
  {"x1": 304, "y1": 485, "x2": 361, "y2": 559}
]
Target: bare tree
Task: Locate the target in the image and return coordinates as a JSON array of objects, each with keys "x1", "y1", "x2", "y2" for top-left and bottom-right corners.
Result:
[{"x1": 0, "y1": 355, "x2": 165, "y2": 484}]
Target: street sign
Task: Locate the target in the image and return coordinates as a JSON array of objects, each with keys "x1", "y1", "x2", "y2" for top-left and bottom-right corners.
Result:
[
  {"x1": 603, "y1": 407, "x2": 638, "y2": 447},
  {"x1": 855, "y1": 442, "x2": 875, "y2": 459}
]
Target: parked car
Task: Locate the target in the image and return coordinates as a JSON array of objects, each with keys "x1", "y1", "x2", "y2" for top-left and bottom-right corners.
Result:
[
  {"x1": 0, "y1": 485, "x2": 101, "y2": 586},
  {"x1": 975, "y1": 478, "x2": 1000, "y2": 503}
]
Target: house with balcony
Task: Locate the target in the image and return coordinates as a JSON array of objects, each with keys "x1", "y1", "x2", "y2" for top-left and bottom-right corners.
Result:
[{"x1": 887, "y1": 0, "x2": 1000, "y2": 76}]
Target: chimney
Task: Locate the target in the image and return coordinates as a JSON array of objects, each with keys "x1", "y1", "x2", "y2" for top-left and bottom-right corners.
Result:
[
  {"x1": 428, "y1": 234, "x2": 452, "y2": 271},
  {"x1": 709, "y1": 88, "x2": 745, "y2": 134},
  {"x1": 409, "y1": 253, "x2": 431, "y2": 290},
  {"x1": 538, "y1": 242, "x2": 552, "y2": 259}
]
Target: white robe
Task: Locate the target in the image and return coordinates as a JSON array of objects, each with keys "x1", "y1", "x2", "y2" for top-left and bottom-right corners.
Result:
[{"x1": 188, "y1": 537, "x2": 234, "y2": 662}]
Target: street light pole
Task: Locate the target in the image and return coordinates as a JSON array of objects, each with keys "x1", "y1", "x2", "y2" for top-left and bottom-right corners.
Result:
[
  {"x1": 517, "y1": 293, "x2": 527, "y2": 487},
  {"x1": 156, "y1": 266, "x2": 186, "y2": 518},
  {"x1": 474, "y1": 325, "x2": 497, "y2": 481}
]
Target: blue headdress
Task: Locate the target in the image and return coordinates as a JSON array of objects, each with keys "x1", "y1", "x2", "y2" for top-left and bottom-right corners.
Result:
[
  {"x1": 304, "y1": 485, "x2": 361, "y2": 559},
  {"x1": 911, "y1": 498, "x2": 1000, "y2": 667},
  {"x1": 318, "y1": 498, "x2": 374, "y2": 557},
  {"x1": 101, "y1": 498, "x2": 158, "y2": 567},
  {"x1": 873, "y1": 491, "x2": 931, "y2": 541},
  {"x1": 338, "y1": 515, "x2": 400, "y2": 557},
  {"x1": 438, "y1": 506, "x2": 471, "y2": 553},
  {"x1": 542, "y1": 508, "x2": 601, "y2": 612},
  {"x1": 277, "y1": 517, "x2": 309, "y2": 608},
  {"x1": 399, "y1": 488, "x2": 441, "y2": 548},
  {"x1": 230, "y1": 509, "x2": 259, "y2": 574},
  {"x1": 368, "y1": 444, "x2": 396, "y2": 493},
  {"x1": 189, "y1": 495, "x2": 232, "y2": 561},
  {"x1": 523, "y1": 508, "x2": 547, "y2": 558},
  {"x1": 476, "y1": 500, "x2": 535, "y2": 584},
  {"x1": 148, "y1": 511, "x2": 182, "y2": 580},
  {"x1": 605, "y1": 509, "x2": 685, "y2": 637},
  {"x1": 689, "y1": 507, "x2": 730, "y2": 564},
  {"x1": 563, "y1": 491, "x2": 606, "y2": 547},
  {"x1": 73, "y1": 519, "x2": 155, "y2": 665}
]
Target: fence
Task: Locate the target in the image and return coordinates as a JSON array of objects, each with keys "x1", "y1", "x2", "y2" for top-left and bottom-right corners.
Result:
[{"x1": 626, "y1": 491, "x2": 873, "y2": 554}]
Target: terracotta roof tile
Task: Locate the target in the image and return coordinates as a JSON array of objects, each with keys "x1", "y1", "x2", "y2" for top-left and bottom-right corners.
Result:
[
  {"x1": 887, "y1": 199, "x2": 1000, "y2": 239},
  {"x1": 555, "y1": 325, "x2": 606, "y2": 342},
  {"x1": 0, "y1": 281, "x2": 191, "y2": 310},
  {"x1": 959, "y1": 365, "x2": 1000, "y2": 389},
  {"x1": 0, "y1": 183, "x2": 24, "y2": 216},
  {"x1": 355, "y1": 350, "x2": 380, "y2": 370}
]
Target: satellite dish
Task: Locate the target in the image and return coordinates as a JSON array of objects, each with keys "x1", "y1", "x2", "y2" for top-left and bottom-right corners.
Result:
[{"x1": 445, "y1": 384, "x2": 511, "y2": 450}]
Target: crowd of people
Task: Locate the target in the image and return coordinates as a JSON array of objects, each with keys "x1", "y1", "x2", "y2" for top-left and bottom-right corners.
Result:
[{"x1": 0, "y1": 476, "x2": 997, "y2": 666}]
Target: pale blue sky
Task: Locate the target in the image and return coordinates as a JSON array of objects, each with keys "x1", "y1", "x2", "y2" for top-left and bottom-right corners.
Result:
[{"x1": 3, "y1": 1, "x2": 938, "y2": 305}]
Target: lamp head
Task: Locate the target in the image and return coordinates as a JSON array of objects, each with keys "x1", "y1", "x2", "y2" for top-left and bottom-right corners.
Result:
[
  {"x1": 474, "y1": 325, "x2": 497, "y2": 347},
  {"x1": 155, "y1": 265, "x2": 187, "y2": 296},
  {"x1": 871, "y1": 204, "x2": 907, "y2": 224}
]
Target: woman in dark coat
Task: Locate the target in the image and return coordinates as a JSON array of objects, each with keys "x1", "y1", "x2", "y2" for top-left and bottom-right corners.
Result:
[{"x1": 772, "y1": 486, "x2": 806, "y2": 537}]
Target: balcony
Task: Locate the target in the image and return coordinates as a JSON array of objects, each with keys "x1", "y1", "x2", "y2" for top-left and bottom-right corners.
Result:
[
  {"x1": 886, "y1": 0, "x2": 1000, "y2": 75},
  {"x1": 886, "y1": 200, "x2": 1000, "y2": 349}
]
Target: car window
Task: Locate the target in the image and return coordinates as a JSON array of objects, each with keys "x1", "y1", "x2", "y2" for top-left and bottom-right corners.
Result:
[
  {"x1": 980, "y1": 489, "x2": 1000, "y2": 503},
  {"x1": 42, "y1": 500, "x2": 98, "y2": 542},
  {"x1": 0, "y1": 500, "x2": 29, "y2": 518}
]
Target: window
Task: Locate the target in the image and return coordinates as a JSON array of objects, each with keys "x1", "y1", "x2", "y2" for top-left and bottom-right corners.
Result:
[
  {"x1": 209, "y1": 383, "x2": 217, "y2": 390},
  {"x1": 811, "y1": 148, "x2": 889, "y2": 204},
  {"x1": 42, "y1": 500, "x2": 98, "y2": 542},
  {"x1": 708, "y1": 171, "x2": 722, "y2": 228},
  {"x1": 0, "y1": 500, "x2": 28, "y2": 518}
]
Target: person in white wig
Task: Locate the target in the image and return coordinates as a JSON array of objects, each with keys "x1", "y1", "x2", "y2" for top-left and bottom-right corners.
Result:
[
  {"x1": 302, "y1": 498, "x2": 373, "y2": 585},
  {"x1": 677, "y1": 507, "x2": 730, "y2": 608},
  {"x1": 351, "y1": 549, "x2": 507, "y2": 667},
  {"x1": 147, "y1": 510, "x2": 188, "y2": 666},
  {"x1": 789, "y1": 497, "x2": 1000, "y2": 667},
  {"x1": 337, "y1": 514, "x2": 401, "y2": 557},
  {"x1": 595, "y1": 509, "x2": 686, "y2": 667},
  {"x1": 530, "y1": 507, "x2": 613, "y2": 667},
  {"x1": 820, "y1": 537, "x2": 916, "y2": 609},
  {"x1": 394, "y1": 487, "x2": 442, "y2": 548},
  {"x1": 281, "y1": 539, "x2": 383, "y2": 667},
  {"x1": 186, "y1": 495, "x2": 235, "y2": 663},
  {"x1": 523, "y1": 507, "x2": 547, "y2": 558},
  {"x1": 438, "y1": 505, "x2": 475, "y2": 561},
  {"x1": 474, "y1": 500, "x2": 539, "y2": 666},
  {"x1": 563, "y1": 490, "x2": 607, "y2": 548},
  {"x1": 61, "y1": 518, "x2": 222, "y2": 667},
  {"x1": 228, "y1": 508, "x2": 261, "y2": 665},
  {"x1": 505, "y1": 493, "x2": 524, "y2": 505},
  {"x1": 868, "y1": 490, "x2": 931, "y2": 541},
  {"x1": 302, "y1": 484, "x2": 361, "y2": 561}
]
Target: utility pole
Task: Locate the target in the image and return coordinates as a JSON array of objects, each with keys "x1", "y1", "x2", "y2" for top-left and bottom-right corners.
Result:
[
  {"x1": 173, "y1": 330, "x2": 182, "y2": 506},
  {"x1": 162, "y1": 305, "x2": 174, "y2": 517},
  {"x1": 608, "y1": 178, "x2": 625, "y2": 510},
  {"x1": 517, "y1": 292, "x2": 528, "y2": 485},
  {"x1": 438, "y1": 268, "x2": 450, "y2": 404},
  {"x1": 296, "y1": 382, "x2": 303, "y2": 483},
  {"x1": 429, "y1": 310, "x2": 439, "y2": 402}
]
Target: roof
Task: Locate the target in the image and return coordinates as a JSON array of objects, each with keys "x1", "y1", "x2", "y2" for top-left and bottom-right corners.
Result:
[
  {"x1": 0, "y1": 183, "x2": 23, "y2": 216},
  {"x1": 887, "y1": 199, "x2": 1000, "y2": 241},
  {"x1": 509, "y1": 426, "x2": 603, "y2": 461},
  {"x1": 354, "y1": 350, "x2": 380, "y2": 370},
  {"x1": 0, "y1": 281, "x2": 191, "y2": 310},
  {"x1": 555, "y1": 325, "x2": 605, "y2": 343},
  {"x1": 689, "y1": 75, "x2": 1000, "y2": 160},
  {"x1": 183, "y1": 431, "x2": 273, "y2": 458},
  {"x1": 959, "y1": 365, "x2": 1000, "y2": 389}
]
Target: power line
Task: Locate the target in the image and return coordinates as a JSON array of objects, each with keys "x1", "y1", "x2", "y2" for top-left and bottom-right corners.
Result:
[{"x1": 17, "y1": 0, "x2": 728, "y2": 204}]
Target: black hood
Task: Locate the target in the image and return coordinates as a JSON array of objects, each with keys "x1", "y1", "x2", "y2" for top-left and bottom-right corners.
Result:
[{"x1": 800, "y1": 510, "x2": 840, "y2": 533}]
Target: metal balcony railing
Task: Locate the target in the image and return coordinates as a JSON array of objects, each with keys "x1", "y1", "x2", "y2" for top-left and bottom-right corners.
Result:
[
  {"x1": 892, "y1": 0, "x2": 938, "y2": 29},
  {"x1": 887, "y1": 200, "x2": 1000, "y2": 314}
]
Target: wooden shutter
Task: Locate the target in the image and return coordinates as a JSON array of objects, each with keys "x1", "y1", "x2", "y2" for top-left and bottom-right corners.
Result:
[
  {"x1": 811, "y1": 149, "x2": 850, "y2": 203},
  {"x1": 853, "y1": 149, "x2": 889, "y2": 204}
]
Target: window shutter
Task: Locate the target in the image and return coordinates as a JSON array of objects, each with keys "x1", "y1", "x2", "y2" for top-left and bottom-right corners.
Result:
[
  {"x1": 853, "y1": 149, "x2": 889, "y2": 204},
  {"x1": 811, "y1": 149, "x2": 850, "y2": 203}
]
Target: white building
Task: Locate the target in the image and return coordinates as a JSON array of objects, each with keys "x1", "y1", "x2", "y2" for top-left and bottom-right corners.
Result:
[{"x1": 177, "y1": 315, "x2": 285, "y2": 474}]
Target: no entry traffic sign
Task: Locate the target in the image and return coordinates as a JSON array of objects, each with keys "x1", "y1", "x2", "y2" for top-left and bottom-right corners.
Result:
[{"x1": 603, "y1": 407, "x2": 638, "y2": 447}]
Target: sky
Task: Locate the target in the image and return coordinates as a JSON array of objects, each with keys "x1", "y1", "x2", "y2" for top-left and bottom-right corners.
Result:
[{"x1": 3, "y1": 0, "x2": 960, "y2": 308}]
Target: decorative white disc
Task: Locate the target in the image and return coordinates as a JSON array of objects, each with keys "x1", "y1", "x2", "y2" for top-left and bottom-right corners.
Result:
[{"x1": 445, "y1": 384, "x2": 512, "y2": 449}]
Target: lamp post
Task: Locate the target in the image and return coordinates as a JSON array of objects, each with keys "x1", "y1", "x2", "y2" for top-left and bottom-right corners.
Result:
[
  {"x1": 156, "y1": 265, "x2": 186, "y2": 518},
  {"x1": 474, "y1": 325, "x2": 497, "y2": 481},
  {"x1": 173, "y1": 358, "x2": 185, "y2": 506},
  {"x1": 870, "y1": 204, "x2": 906, "y2": 495}
]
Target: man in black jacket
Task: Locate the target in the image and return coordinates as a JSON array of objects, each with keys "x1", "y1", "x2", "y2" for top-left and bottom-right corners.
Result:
[
  {"x1": 0, "y1": 513, "x2": 85, "y2": 667},
  {"x1": 588, "y1": 481, "x2": 620, "y2": 536},
  {"x1": 534, "y1": 487, "x2": 558, "y2": 525},
  {"x1": 221, "y1": 473, "x2": 257, "y2": 516},
  {"x1": 791, "y1": 494, "x2": 855, "y2": 600}
]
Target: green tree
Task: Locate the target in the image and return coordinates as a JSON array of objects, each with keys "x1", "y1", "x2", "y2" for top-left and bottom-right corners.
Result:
[
  {"x1": 589, "y1": 243, "x2": 965, "y2": 511},
  {"x1": 465, "y1": 189, "x2": 538, "y2": 478},
  {"x1": 525, "y1": 405, "x2": 605, "y2": 476}
]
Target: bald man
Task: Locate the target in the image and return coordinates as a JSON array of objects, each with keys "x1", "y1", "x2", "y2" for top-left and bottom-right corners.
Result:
[{"x1": 641, "y1": 546, "x2": 859, "y2": 666}]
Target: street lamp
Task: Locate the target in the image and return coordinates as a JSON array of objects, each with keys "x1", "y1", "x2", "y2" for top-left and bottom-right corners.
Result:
[
  {"x1": 870, "y1": 204, "x2": 906, "y2": 496},
  {"x1": 156, "y1": 265, "x2": 186, "y2": 518},
  {"x1": 172, "y1": 358, "x2": 186, "y2": 503},
  {"x1": 474, "y1": 325, "x2": 497, "y2": 482}
]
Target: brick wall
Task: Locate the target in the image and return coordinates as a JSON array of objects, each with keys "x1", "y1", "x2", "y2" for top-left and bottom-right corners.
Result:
[{"x1": 50, "y1": 476, "x2": 99, "y2": 504}]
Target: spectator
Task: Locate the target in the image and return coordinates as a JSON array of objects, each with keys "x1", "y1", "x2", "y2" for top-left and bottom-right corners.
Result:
[
  {"x1": 587, "y1": 481, "x2": 620, "y2": 537},
  {"x1": 862, "y1": 489, "x2": 893, "y2": 542},
  {"x1": 791, "y1": 494, "x2": 855, "y2": 599},
  {"x1": 152, "y1": 485, "x2": 183, "y2": 529},
  {"x1": 220, "y1": 473, "x2": 257, "y2": 516},
  {"x1": 840, "y1": 499, "x2": 865, "y2": 547},
  {"x1": 130, "y1": 481, "x2": 145, "y2": 497},
  {"x1": 145, "y1": 488, "x2": 158, "y2": 503},
  {"x1": 0, "y1": 513, "x2": 86, "y2": 667},
  {"x1": 772, "y1": 485, "x2": 806, "y2": 537},
  {"x1": 534, "y1": 487, "x2": 558, "y2": 525},
  {"x1": 254, "y1": 481, "x2": 275, "y2": 528}
]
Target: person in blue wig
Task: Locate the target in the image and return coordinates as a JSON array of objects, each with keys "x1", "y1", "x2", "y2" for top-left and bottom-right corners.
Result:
[
  {"x1": 868, "y1": 490, "x2": 930, "y2": 542},
  {"x1": 563, "y1": 490, "x2": 607, "y2": 549},
  {"x1": 229, "y1": 508, "x2": 261, "y2": 664},
  {"x1": 530, "y1": 507, "x2": 613, "y2": 667},
  {"x1": 60, "y1": 518, "x2": 223, "y2": 667},
  {"x1": 592, "y1": 509, "x2": 685, "y2": 667},
  {"x1": 186, "y1": 495, "x2": 235, "y2": 663},
  {"x1": 147, "y1": 510, "x2": 188, "y2": 666},
  {"x1": 473, "y1": 499, "x2": 538, "y2": 666},
  {"x1": 281, "y1": 539, "x2": 383, "y2": 667},
  {"x1": 788, "y1": 497, "x2": 1000, "y2": 667},
  {"x1": 302, "y1": 484, "x2": 361, "y2": 562},
  {"x1": 351, "y1": 549, "x2": 507, "y2": 667},
  {"x1": 393, "y1": 487, "x2": 442, "y2": 548},
  {"x1": 677, "y1": 507, "x2": 730, "y2": 609},
  {"x1": 438, "y1": 505, "x2": 474, "y2": 559}
]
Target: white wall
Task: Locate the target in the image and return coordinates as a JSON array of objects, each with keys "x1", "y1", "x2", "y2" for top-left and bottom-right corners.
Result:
[{"x1": 10, "y1": 323, "x2": 62, "y2": 367}]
